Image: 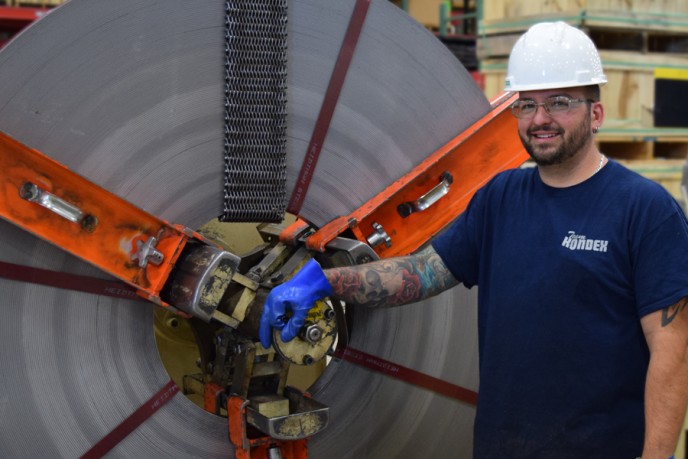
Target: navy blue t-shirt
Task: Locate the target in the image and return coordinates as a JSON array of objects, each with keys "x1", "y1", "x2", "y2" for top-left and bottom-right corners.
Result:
[{"x1": 432, "y1": 160, "x2": 688, "y2": 458}]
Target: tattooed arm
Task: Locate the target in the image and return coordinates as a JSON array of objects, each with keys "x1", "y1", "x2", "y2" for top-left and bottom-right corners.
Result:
[
  {"x1": 324, "y1": 245, "x2": 459, "y2": 308},
  {"x1": 258, "y1": 246, "x2": 458, "y2": 348},
  {"x1": 640, "y1": 297, "x2": 688, "y2": 458}
]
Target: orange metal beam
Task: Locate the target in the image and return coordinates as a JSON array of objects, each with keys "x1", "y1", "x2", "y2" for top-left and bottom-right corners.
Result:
[
  {"x1": 0, "y1": 131, "x2": 196, "y2": 310},
  {"x1": 0, "y1": 92, "x2": 526, "y2": 305},
  {"x1": 292, "y1": 92, "x2": 528, "y2": 258}
]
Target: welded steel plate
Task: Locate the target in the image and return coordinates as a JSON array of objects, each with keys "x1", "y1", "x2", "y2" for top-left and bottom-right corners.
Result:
[{"x1": 0, "y1": 0, "x2": 486, "y2": 457}]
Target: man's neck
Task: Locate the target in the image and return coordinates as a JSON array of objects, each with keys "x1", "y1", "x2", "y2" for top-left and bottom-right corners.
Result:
[{"x1": 538, "y1": 146, "x2": 605, "y2": 188}]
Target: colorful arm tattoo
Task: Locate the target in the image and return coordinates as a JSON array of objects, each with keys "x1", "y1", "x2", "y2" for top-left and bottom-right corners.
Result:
[{"x1": 325, "y1": 245, "x2": 458, "y2": 308}]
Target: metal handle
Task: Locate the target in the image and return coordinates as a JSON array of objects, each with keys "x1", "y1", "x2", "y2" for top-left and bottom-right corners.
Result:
[
  {"x1": 19, "y1": 182, "x2": 98, "y2": 232},
  {"x1": 397, "y1": 171, "x2": 453, "y2": 218}
]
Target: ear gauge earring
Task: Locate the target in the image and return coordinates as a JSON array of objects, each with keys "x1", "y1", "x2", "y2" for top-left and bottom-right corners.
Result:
[{"x1": 592, "y1": 126, "x2": 599, "y2": 134}]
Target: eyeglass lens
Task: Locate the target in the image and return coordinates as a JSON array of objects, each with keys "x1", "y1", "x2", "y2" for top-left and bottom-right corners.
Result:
[{"x1": 511, "y1": 96, "x2": 585, "y2": 118}]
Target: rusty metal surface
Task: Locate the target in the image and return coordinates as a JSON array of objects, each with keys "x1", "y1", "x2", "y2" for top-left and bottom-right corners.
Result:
[{"x1": 0, "y1": 0, "x2": 485, "y2": 456}]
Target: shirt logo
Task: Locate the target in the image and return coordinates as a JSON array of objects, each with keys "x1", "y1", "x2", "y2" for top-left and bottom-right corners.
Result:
[{"x1": 561, "y1": 231, "x2": 608, "y2": 252}]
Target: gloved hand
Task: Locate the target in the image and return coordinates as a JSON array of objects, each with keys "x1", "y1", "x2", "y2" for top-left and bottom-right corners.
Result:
[{"x1": 259, "y1": 259, "x2": 333, "y2": 349}]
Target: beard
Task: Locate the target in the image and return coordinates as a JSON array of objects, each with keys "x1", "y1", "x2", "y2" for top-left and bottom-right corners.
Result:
[{"x1": 519, "y1": 114, "x2": 592, "y2": 167}]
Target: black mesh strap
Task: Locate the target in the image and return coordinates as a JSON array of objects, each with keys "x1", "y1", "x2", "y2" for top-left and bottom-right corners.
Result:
[{"x1": 222, "y1": 0, "x2": 287, "y2": 222}]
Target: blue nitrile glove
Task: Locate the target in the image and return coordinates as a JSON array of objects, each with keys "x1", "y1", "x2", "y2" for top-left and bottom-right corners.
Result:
[{"x1": 259, "y1": 259, "x2": 333, "y2": 349}]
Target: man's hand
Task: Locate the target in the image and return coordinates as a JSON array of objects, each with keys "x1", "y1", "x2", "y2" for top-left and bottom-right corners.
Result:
[{"x1": 259, "y1": 259, "x2": 333, "y2": 349}]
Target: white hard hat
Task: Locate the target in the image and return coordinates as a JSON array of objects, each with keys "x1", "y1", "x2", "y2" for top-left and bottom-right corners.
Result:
[{"x1": 504, "y1": 21, "x2": 607, "y2": 92}]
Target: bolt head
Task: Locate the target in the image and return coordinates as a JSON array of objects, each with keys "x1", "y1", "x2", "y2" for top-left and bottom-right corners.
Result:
[
  {"x1": 81, "y1": 214, "x2": 98, "y2": 233},
  {"x1": 19, "y1": 182, "x2": 38, "y2": 201},
  {"x1": 305, "y1": 325, "x2": 323, "y2": 343}
]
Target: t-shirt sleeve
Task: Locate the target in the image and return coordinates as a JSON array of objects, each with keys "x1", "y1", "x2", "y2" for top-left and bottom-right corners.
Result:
[{"x1": 632, "y1": 194, "x2": 688, "y2": 317}]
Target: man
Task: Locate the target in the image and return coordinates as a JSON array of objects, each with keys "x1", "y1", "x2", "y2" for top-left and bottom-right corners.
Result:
[{"x1": 260, "y1": 22, "x2": 688, "y2": 458}]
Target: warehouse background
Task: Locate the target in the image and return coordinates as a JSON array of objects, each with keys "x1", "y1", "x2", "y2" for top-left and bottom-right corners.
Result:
[
  {"x1": 400, "y1": 0, "x2": 688, "y2": 207},
  {"x1": 2, "y1": 0, "x2": 686, "y2": 456}
]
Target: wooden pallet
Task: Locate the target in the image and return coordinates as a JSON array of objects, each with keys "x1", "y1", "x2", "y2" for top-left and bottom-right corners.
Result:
[
  {"x1": 598, "y1": 137, "x2": 688, "y2": 160},
  {"x1": 479, "y1": 11, "x2": 688, "y2": 60},
  {"x1": 483, "y1": 0, "x2": 688, "y2": 25}
]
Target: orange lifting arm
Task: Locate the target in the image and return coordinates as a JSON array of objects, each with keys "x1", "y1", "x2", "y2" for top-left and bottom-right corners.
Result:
[
  {"x1": 283, "y1": 92, "x2": 529, "y2": 258},
  {"x1": 0, "y1": 131, "x2": 197, "y2": 311}
]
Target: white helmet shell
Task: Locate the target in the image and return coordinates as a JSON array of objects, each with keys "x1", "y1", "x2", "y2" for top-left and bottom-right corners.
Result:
[{"x1": 504, "y1": 21, "x2": 607, "y2": 92}]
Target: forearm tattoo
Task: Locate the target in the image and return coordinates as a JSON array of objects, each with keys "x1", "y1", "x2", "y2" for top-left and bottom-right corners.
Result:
[
  {"x1": 661, "y1": 296, "x2": 688, "y2": 327},
  {"x1": 326, "y1": 246, "x2": 458, "y2": 308}
]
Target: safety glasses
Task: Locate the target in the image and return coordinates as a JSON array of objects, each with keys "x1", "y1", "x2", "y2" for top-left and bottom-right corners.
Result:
[{"x1": 510, "y1": 96, "x2": 594, "y2": 119}]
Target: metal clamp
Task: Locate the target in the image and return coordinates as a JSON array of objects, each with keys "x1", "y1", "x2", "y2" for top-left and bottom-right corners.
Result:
[{"x1": 397, "y1": 171, "x2": 453, "y2": 218}]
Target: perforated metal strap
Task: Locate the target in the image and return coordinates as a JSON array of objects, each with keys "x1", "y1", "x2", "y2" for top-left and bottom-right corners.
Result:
[
  {"x1": 0, "y1": 260, "x2": 143, "y2": 301},
  {"x1": 222, "y1": 0, "x2": 288, "y2": 222},
  {"x1": 335, "y1": 347, "x2": 478, "y2": 405},
  {"x1": 80, "y1": 380, "x2": 179, "y2": 459},
  {"x1": 287, "y1": 0, "x2": 371, "y2": 215}
]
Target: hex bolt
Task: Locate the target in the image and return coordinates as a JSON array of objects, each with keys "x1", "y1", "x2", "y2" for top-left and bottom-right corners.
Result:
[
  {"x1": 305, "y1": 325, "x2": 323, "y2": 344},
  {"x1": 324, "y1": 308, "x2": 336, "y2": 321}
]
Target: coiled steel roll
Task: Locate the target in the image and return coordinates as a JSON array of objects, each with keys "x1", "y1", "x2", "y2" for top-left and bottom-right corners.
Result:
[{"x1": 0, "y1": 0, "x2": 487, "y2": 456}]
